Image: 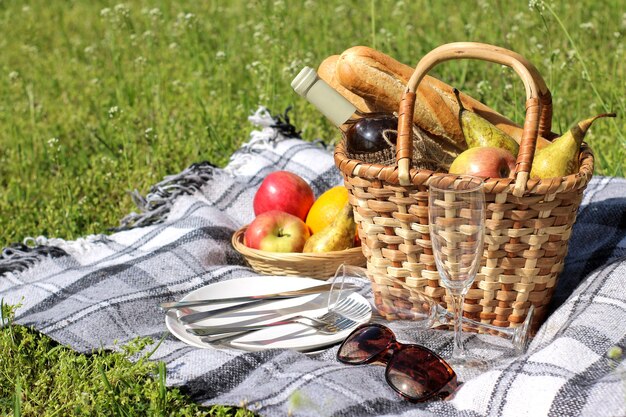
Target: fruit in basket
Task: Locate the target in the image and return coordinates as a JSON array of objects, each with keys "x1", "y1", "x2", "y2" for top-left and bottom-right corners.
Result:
[
  {"x1": 530, "y1": 113, "x2": 616, "y2": 179},
  {"x1": 305, "y1": 186, "x2": 350, "y2": 234},
  {"x1": 449, "y1": 146, "x2": 516, "y2": 178},
  {"x1": 303, "y1": 202, "x2": 356, "y2": 253},
  {"x1": 453, "y1": 88, "x2": 519, "y2": 156},
  {"x1": 253, "y1": 171, "x2": 315, "y2": 221},
  {"x1": 244, "y1": 210, "x2": 311, "y2": 252}
]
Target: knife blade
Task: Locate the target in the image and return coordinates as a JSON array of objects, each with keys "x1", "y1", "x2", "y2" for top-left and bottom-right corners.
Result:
[
  {"x1": 174, "y1": 287, "x2": 358, "y2": 325},
  {"x1": 160, "y1": 282, "x2": 358, "y2": 311}
]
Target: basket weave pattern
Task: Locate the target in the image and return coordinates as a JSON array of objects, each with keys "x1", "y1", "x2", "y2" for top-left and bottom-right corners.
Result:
[
  {"x1": 232, "y1": 227, "x2": 366, "y2": 280},
  {"x1": 335, "y1": 43, "x2": 594, "y2": 331}
]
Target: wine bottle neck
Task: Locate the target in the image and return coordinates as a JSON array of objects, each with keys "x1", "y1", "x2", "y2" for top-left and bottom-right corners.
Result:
[{"x1": 292, "y1": 67, "x2": 357, "y2": 128}]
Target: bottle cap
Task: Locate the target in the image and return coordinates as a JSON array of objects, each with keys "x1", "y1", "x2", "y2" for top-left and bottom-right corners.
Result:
[
  {"x1": 291, "y1": 67, "x2": 318, "y2": 97},
  {"x1": 291, "y1": 67, "x2": 357, "y2": 127}
]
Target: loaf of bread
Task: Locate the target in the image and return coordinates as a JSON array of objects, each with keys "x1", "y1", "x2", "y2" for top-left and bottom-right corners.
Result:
[
  {"x1": 317, "y1": 55, "x2": 372, "y2": 113},
  {"x1": 329, "y1": 46, "x2": 551, "y2": 151}
]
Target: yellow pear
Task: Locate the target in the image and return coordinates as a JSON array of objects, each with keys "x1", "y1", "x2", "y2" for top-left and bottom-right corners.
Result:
[
  {"x1": 303, "y1": 202, "x2": 356, "y2": 253},
  {"x1": 530, "y1": 113, "x2": 616, "y2": 179},
  {"x1": 453, "y1": 88, "x2": 519, "y2": 156}
]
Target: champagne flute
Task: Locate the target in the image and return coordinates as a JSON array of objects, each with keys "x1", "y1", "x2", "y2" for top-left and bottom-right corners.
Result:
[{"x1": 428, "y1": 176, "x2": 486, "y2": 370}]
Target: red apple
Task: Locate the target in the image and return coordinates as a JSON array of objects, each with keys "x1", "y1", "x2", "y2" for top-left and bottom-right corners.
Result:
[
  {"x1": 244, "y1": 210, "x2": 311, "y2": 252},
  {"x1": 253, "y1": 171, "x2": 315, "y2": 221},
  {"x1": 448, "y1": 147, "x2": 516, "y2": 178}
]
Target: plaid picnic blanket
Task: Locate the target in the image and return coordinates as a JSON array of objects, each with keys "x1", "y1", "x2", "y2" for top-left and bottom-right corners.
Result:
[{"x1": 1, "y1": 107, "x2": 625, "y2": 417}]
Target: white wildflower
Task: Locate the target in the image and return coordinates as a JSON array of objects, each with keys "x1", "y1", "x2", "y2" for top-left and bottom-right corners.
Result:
[
  {"x1": 144, "y1": 127, "x2": 156, "y2": 140},
  {"x1": 47, "y1": 137, "x2": 59, "y2": 147},
  {"x1": 100, "y1": 7, "x2": 111, "y2": 18},
  {"x1": 114, "y1": 3, "x2": 130, "y2": 19},
  {"x1": 216, "y1": 50, "x2": 226, "y2": 59},
  {"x1": 579, "y1": 22, "x2": 595, "y2": 31},
  {"x1": 8, "y1": 71, "x2": 19, "y2": 82},
  {"x1": 391, "y1": 4, "x2": 404, "y2": 17},
  {"x1": 108, "y1": 106, "x2": 120, "y2": 119},
  {"x1": 21, "y1": 44, "x2": 38, "y2": 54},
  {"x1": 476, "y1": 80, "x2": 491, "y2": 95},
  {"x1": 176, "y1": 11, "x2": 196, "y2": 28},
  {"x1": 149, "y1": 8, "x2": 162, "y2": 19}
]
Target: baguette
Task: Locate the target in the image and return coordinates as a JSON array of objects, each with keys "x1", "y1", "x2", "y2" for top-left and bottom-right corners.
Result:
[
  {"x1": 335, "y1": 46, "x2": 552, "y2": 150},
  {"x1": 317, "y1": 55, "x2": 372, "y2": 113}
]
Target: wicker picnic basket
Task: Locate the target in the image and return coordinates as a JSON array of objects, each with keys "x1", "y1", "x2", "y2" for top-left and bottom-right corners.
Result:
[
  {"x1": 334, "y1": 42, "x2": 594, "y2": 331},
  {"x1": 232, "y1": 226, "x2": 366, "y2": 279}
]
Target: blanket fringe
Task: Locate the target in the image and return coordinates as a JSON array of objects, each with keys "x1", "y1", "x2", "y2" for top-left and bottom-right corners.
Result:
[
  {"x1": 115, "y1": 106, "x2": 305, "y2": 231},
  {"x1": 0, "y1": 243, "x2": 68, "y2": 276},
  {"x1": 113, "y1": 161, "x2": 217, "y2": 231}
]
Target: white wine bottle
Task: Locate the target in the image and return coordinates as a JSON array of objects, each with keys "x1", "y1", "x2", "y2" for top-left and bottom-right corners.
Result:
[{"x1": 291, "y1": 66, "x2": 398, "y2": 164}]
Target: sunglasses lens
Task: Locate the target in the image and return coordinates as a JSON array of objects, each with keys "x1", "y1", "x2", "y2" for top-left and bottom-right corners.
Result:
[
  {"x1": 338, "y1": 325, "x2": 394, "y2": 364},
  {"x1": 386, "y1": 346, "x2": 456, "y2": 401}
]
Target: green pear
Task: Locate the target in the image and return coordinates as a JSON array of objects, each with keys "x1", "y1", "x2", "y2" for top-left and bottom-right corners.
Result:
[
  {"x1": 303, "y1": 202, "x2": 356, "y2": 253},
  {"x1": 453, "y1": 88, "x2": 519, "y2": 156},
  {"x1": 530, "y1": 113, "x2": 616, "y2": 179}
]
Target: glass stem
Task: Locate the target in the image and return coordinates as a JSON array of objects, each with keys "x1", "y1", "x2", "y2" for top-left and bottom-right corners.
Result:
[{"x1": 450, "y1": 290, "x2": 466, "y2": 359}]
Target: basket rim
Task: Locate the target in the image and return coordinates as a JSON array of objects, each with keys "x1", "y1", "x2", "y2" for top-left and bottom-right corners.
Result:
[
  {"x1": 334, "y1": 139, "x2": 594, "y2": 196},
  {"x1": 231, "y1": 226, "x2": 365, "y2": 262}
]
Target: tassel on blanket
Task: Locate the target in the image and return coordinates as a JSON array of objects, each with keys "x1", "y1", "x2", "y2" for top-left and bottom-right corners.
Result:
[
  {"x1": 0, "y1": 243, "x2": 68, "y2": 276},
  {"x1": 113, "y1": 161, "x2": 217, "y2": 231}
]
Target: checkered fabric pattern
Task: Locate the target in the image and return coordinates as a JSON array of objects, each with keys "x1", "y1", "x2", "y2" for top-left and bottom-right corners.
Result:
[{"x1": 1, "y1": 108, "x2": 625, "y2": 417}]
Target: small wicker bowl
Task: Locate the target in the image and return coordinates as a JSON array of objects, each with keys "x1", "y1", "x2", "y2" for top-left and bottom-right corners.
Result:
[{"x1": 232, "y1": 226, "x2": 367, "y2": 280}]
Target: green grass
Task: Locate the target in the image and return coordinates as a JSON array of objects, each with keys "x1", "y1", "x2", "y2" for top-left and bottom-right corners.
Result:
[
  {"x1": 0, "y1": 303, "x2": 256, "y2": 416},
  {"x1": 0, "y1": 0, "x2": 623, "y2": 415}
]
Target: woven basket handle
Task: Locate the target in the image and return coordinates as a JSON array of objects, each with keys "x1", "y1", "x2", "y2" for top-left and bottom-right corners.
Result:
[{"x1": 397, "y1": 42, "x2": 553, "y2": 197}]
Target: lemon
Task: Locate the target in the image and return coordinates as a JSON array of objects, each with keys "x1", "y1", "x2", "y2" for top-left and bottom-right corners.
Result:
[{"x1": 305, "y1": 186, "x2": 350, "y2": 235}]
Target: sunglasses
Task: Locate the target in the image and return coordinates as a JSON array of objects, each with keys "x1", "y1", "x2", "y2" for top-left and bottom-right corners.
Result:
[{"x1": 337, "y1": 323, "x2": 457, "y2": 402}]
